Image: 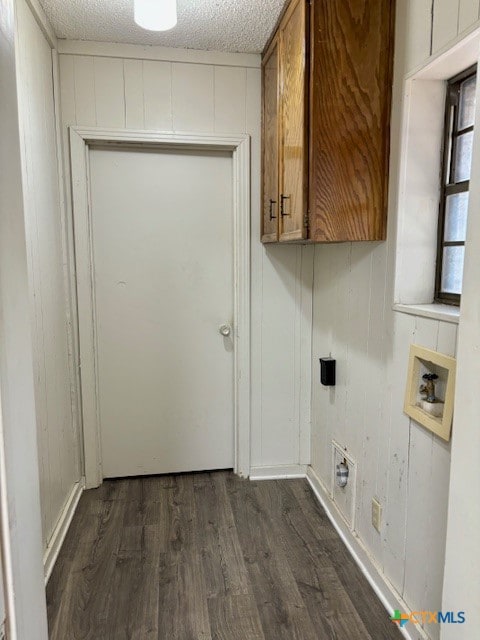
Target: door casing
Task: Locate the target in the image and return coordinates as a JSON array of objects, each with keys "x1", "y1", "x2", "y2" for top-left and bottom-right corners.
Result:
[{"x1": 69, "y1": 127, "x2": 251, "y2": 488}]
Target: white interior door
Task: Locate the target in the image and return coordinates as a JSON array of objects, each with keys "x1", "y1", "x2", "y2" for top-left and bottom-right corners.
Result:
[{"x1": 88, "y1": 146, "x2": 234, "y2": 478}]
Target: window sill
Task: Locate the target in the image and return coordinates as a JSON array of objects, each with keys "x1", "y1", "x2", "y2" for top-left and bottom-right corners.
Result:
[{"x1": 393, "y1": 303, "x2": 460, "y2": 324}]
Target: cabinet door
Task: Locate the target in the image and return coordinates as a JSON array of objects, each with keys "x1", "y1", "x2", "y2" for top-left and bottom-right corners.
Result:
[
  {"x1": 261, "y1": 38, "x2": 280, "y2": 243},
  {"x1": 309, "y1": 0, "x2": 394, "y2": 241},
  {"x1": 279, "y1": 0, "x2": 308, "y2": 242}
]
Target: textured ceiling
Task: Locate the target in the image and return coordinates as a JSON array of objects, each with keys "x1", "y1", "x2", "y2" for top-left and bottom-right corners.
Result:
[{"x1": 39, "y1": 0, "x2": 287, "y2": 53}]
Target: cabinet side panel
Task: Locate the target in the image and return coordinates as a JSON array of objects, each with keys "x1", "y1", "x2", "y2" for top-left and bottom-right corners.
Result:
[
  {"x1": 309, "y1": 0, "x2": 394, "y2": 242},
  {"x1": 262, "y1": 41, "x2": 280, "y2": 242}
]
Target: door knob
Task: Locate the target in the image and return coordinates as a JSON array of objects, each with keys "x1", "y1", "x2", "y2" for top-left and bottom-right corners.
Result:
[{"x1": 219, "y1": 324, "x2": 232, "y2": 337}]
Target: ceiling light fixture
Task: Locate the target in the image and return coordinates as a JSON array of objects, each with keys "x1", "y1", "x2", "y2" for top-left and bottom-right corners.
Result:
[{"x1": 134, "y1": 0, "x2": 177, "y2": 32}]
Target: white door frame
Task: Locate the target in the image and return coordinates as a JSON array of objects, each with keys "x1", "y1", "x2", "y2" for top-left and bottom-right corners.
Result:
[{"x1": 69, "y1": 127, "x2": 251, "y2": 488}]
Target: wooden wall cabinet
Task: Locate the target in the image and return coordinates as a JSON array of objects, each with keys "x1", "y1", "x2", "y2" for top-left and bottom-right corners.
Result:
[{"x1": 261, "y1": 0, "x2": 395, "y2": 244}]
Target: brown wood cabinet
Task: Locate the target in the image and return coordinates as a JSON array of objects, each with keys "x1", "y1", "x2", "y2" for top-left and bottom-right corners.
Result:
[
  {"x1": 262, "y1": 38, "x2": 280, "y2": 242},
  {"x1": 261, "y1": 0, "x2": 395, "y2": 244}
]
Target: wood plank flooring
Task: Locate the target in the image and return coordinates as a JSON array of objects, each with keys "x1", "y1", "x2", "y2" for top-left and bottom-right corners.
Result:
[{"x1": 47, "y1": 472, "x2": 402, "y2": 639}]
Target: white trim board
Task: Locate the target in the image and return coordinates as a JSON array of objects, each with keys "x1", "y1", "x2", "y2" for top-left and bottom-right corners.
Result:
[
  {"x1": 306, "y1": 467, "x2": 428, "y2": 640},
  {"x1": 0, "y1": 394, "x2": 18, "y2": 640},
  {"x1": 43, "y1": 480, "x2": 84, "y2": 583},
  {"x1": 393, "y1": 303, "x2": 460, "y2": 324},
  {"x1": 57, "y1": 40, "x2": 261, "y2": 69},
  {"x1": 69, "y1": 127, "x2": 251, "y2": 488},
  {"x1": 25, "y1": 0, "x2": 57, "y2": 48},
  {"x1": 249, "y1": 464, "x2": 308, "y2": 480}
]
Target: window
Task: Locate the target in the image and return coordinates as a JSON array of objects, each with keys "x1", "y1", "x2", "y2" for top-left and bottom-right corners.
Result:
[{"x1": 435, "y1": 66, "x2": 477, "y2": 305}]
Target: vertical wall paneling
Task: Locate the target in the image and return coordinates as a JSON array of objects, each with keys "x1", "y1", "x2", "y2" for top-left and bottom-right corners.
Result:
[
  {"x1": 59, "y1": 55, "x2": 76, "y2": 126},
  {"x1": 15, "y1": 0, "x2": 81, "y2": 555},
  {"x1": 329, "y1": 244, "x2": 351, "y2": 452},
  {"x1": 402, "y1": 316, "x2": 438, "y2": 621},
  {"x1": 260, "y1": 246, "x2": 301, "y2": 465},
  {"x1": 172, "y1": 62, "x2": 214, "y2": 131},
  {"x1": 73, "y1": 56, "x2": 96, "y2": 126},
  {"x1": 405, "y1": 0, "x2": 434, "y2": 72},
  {"x1": 247, "y1": 67, "x2": 264, "y2": 468},
  {"x1": 214, "y1": 66, "x2": 247, "y2": 133},
  {"x1": 432, "y1": 0, "x2": 460, "y2": 54},
  {"x1": 57, "y1": 56, "x2": 82, "y2": 493},
  {"x1": 458, "y1": 0, "x2": 480, "y2": 33},
  {"x1": 93, "y1": 57, "x2": 125, "y2": 127},
  {"x1": 423, "y1": 440, "x2": 451, "y2": 640},
  {"x1": 400, "y1": 317, "x2": 456, "y2": 640},
  {"x1": 310, "y1": 244, "x2": 335, "y2": 480},
  {"x1": 422, "y1": 322, "x2": 455, "y2": 636},
  {"x1": 123, "y1": 59, "x2": 144, "y2": 129},
  {"x1": 342, "y1": 245, "x2": 374, "y2": 466},
  {"x1": 355, "y1": 243, "x2": 389, "y2": 561},
  {"x1": 436, "y1": 322, "x2": 457, "y2": 357},
  {"x1": 381, "y1": 313, "x2": 415, "y2": 593},
  {"x1": 58, "y1": 57, "x2": 81, "y2": 460},
  {"x1": 298, "y1": 245, "x2": 314, "y2": 465},
  {"x1": 142, "y1": 60, "x2": 172, "y2": 130}
]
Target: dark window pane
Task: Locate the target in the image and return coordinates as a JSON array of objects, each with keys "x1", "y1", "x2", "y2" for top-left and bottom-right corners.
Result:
[
  {"x1": 446, "y1": 106, "x2": 455, "y2": 182},
  {"x1": 444, "y1": 192, "x2": 469, "y2": 242},
  {"x1": 454, "y1": 131, "x2": 474, "y2": 182},
  {"x1": 459, "y1": 75, "x2": 477, "y2": 129},
  {"x1": 441, "y1": 245, "x2": 465, "y2": 294}
]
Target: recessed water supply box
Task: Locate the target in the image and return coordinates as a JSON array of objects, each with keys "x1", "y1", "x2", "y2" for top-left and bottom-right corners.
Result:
[{"x1": 331, "y1": 441, "x2": 357, "y2": 529}]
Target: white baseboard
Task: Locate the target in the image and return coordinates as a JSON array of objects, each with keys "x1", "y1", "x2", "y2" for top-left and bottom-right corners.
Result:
[
  {"x1": 306, "y1": 467, "x2": 428, "y2": 640},
  {"x1": 249, "y1": 464, "x2": 307, "y2": 480},
  {"x1": 43, "y1": 478, "x2": 85, "y2": 583}
]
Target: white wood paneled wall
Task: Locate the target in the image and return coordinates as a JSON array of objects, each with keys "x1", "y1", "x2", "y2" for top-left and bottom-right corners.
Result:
[
  {"x1": 311, "y1": 2, "x2": 479, "y2": 638},
  {"x1": 58, "y1": 42, "x2": 312, "y2": 474},
  {"x1": 406, "y1": 0, "x2": 480, "y2": 70},
  {"x1": 311, "y1": 252, "x2": 456, "y2": 635},
  {"x1": 0, "y1": 0, "x2": 49, "y2": 634},
  {"x1": 15, "y1": 0, "x2": 81, "y2": 553}
]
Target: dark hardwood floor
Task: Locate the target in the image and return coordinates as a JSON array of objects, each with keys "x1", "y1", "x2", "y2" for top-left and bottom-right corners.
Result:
[{"x1": 47, "y1": 472, "x2": 402, "y2": 639}]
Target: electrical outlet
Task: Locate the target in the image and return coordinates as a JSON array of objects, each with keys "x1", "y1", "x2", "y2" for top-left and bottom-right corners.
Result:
[{"x1": 372, "y1": 497, "x2": 382, "y2": 532}]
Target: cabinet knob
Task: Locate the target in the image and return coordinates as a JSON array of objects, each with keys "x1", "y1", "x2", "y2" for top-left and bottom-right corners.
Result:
[
  {"x1": 269, "y1": 199, "x2": 277, "y2": 220},
  {"x1": 280, "y1": 194, "x2": 291, "y2": 217}
]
